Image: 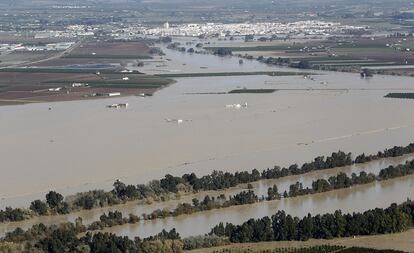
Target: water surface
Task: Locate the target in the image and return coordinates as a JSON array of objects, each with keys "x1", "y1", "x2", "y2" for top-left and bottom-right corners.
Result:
[{"x1": 1, "y1": 44, "x2": 414, "y2": 211}]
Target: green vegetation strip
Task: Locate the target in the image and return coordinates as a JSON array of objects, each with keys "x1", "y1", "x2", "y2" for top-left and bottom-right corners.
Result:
[
  {"x1": 68, "y1": 157, "x2": 414, "y2": 232},
  {"x1": 228, "y1": 89, "x2": 276, "y2": 94},
  {"x1": 210, "y1": 200, "x2": 414, "y2": 244},
  {"x1": 5, "y1": 154, "x2": 414, "y2": 245},
  {"x1": 1, "y1": 144, "x2": 414, "y2": 224},
  {"x1": 156, "y1": 71, "x2": 306, "y2": 78},
  {"x1": 288, "y1": 56, "x2": 358, "y2": 62},
  {"x1": 3, "y1": 200, "x2": 414, "y2": 253},
  {"x1": 385, "y1": 93, "x2": 414, "y2": 99},
  {"x1": 204, "y1": 45, "x2": 303, "y2": 52}
]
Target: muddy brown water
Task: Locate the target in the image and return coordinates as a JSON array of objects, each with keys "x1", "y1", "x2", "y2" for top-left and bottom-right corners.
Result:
[
  {"x1": 0, "y1": 154, "x2": 413, "y2": 238},
  {"x1": 1, "y1": 43, "x2": 414, "y2": 238}
]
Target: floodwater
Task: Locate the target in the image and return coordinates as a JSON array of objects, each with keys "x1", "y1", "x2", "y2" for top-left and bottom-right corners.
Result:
[
  {"x1": 1, "y1": 42, "x2": 414, "y2": 235},
  {"x1": 102, "y1": 174, "x2": 414, "y2": 238},
  {"x1": 0, "y1": 155, "x2": 413, "y2": 237}
]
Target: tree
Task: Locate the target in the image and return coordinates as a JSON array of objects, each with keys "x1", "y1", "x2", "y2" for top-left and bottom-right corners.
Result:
[
  {"x1": 0, "y1": 242, "x2": 20, "y2": 253},
  {"x1": 267, "y1": 184, "x2": 280, "y2": 200},
  {"x1": 192, "y1": 198, "x2": 199, "y2": 207},
  {"x1": 361, "y1": 68, "x2": 373, "y2": 77},
  {"x1": 30, "y1": 200, "x2": 48, "y2": 215},
  {"x1": 334, "y1": 210, "x2": 346, "y2": 237},
  {"x1": 46, "y1": 191, "x2": 64, "y2": 209},
  {"x1": 297, "y1": 60, "x2": 311, "y2": 69}
]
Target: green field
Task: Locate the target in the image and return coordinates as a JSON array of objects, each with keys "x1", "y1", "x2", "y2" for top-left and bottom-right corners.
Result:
[{"x1": 204, "y1": 45, "x2": 303, "y2": 52}]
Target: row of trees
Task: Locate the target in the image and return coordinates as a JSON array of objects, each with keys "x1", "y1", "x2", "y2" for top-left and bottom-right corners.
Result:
[
  {"x1": 15, "y1": 199, "x2": 413, "y2": 252},
  {"x1": 112, "y1": 144, "x2": 414, "y2": 197},
  {"x1": 212, "y1": 47, "x2": 233, "y2": 56},
  {"x1": 3, "y1": 190, "x2": 258, "y2": 243},
  {"x1": 210, "y1": 201, "x2": 414, "y2": 242},
  {"x1": 285, "y1": 159, "x2": 414, "y2": 198},
  {"x1": 286, "y1": 171, "x2": 376, "y2": 198},
  {"x1": 35, "y1": 228, "x2": 183, "y2": 253},
  {"x1": 7, "y1": 158, "x2": 414, "y2": 244},
  {"x1": 354, "y1": 144, "x2": 414, "y2": 163},
  {"x1": 147, "y1": 190, "x2": 258, "y2": 220},
  {"x1": 257, "y1": 55, "x2": 311, "y2": 69},
  {"x1": 88, "y1": 211, "x2": 140, "y2": 231},
  {"x1": 3, "y1": 219, "x2": 230, "y2": 253},
  {"x1": 2, "y1": 143, "x2": 414, "y2": 223}
]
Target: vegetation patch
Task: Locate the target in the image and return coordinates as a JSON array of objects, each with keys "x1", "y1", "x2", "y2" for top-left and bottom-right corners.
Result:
[
  {"x1": 210, "y1": 201, "x2": 414, "y2": 243},
  {"x1": 205, "y1": 45, "x2": 303, "y2": 52},
  {"x1": 384, "y1": 93, "x2": 414, "y2": 99},
  {"x1": 1, "y1": 143, "x2": 414, "y2": 224},
  {"x1": 156, "y1": 72, "x2": 306, "y2": 78},
  {"x1": 228, "y1": 89, "x2": 276, "y2": 94}
]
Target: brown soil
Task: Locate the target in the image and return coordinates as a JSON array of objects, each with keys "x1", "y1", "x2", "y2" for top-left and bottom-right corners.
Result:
[{"x1": 0, "y1": 87, "x2": 158, "y2": 105}]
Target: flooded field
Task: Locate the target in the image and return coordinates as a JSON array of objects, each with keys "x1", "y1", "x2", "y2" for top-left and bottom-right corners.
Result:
[{"x1": 1, "y1": 44, "x2": 414, "y2": 219}]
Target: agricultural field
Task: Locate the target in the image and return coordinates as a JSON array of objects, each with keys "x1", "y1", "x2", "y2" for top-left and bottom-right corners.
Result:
[
  {"x1": 0, "y1": 70, "x2": 172, "y2": 105},
  {"x1": 64, "y1": 41, "x2": 152, "y2": 59},
  {"x1": 195, "y1": 246, "x2": 407, "y2": 253},
  {"x1": 206, "y1": 36, "x2": 414, "y2": 75},
  {"x1": 0, "y1": 51, "x2": 58, "y2": 67},
  {"x1": 187, "y1": 229, "x2": 414, "y2": 253},
  {"x1": 0, "y1": 40, "x2": 174, "y2": 105}
]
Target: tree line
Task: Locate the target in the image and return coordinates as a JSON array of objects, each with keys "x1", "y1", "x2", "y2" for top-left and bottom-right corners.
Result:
[
  {"x1": 210, "y1": 201, "x2": 414, "y2": 243},
  {"x1": 1, "y1": 143, "x2": 414, "y2": 223},
  {"x1": 2, "y1": 221, "x2": 229, "y2": 253},
  {"x1": 4, "y1": 200, "x2": 413, "y2": 253},
  {"x1": 6, "y1": 157, "x2": 414, "y2": 244}
]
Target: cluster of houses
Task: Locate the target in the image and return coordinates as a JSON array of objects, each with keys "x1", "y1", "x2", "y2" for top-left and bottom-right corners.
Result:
[{"x1": 141, "y1": 21, "x2": 367, "y2": 37}]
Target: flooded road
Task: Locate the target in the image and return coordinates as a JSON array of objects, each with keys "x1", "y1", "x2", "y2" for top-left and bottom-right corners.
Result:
[{"x1": 1, "y1": 43, "x2": 414, "y2": 215}]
